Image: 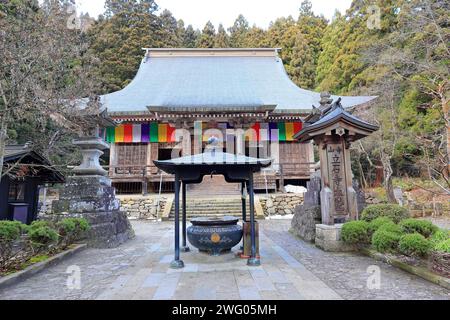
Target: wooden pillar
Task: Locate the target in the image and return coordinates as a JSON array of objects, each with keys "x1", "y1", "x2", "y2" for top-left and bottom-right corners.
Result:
[
  {"x1": 308, "y1": 140, "x2": 315, "y2": 175},
  {"x1": 109, "y1": 142, "x2": 117, "y2": 177},
  {"x1": 247, "y1": 172, "x2": 260, "y2": 266},
  {"x1": 241, "y1": 182, "x2": 247, "y2": 222},
  {"x1": 170, "y1": 172, "x2": 184, "y2": 269},
  {"x1": 149, "y1": 143, "x2": 159, "y2": 174},
  {"x1": 181, "y1": 182, "x2": 190, "y2": 252},
  {"x1": 142, "y1": 167, "x2": 148, "y2": 196}
]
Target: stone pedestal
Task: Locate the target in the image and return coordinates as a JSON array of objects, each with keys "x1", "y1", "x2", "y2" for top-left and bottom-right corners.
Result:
[
  {"x1": 52, "y1": 132, "x2": 134, "y2": 248},
  {"x1": 52, "y1": 175, "x2": 134, "y2": 248},
  {"x1": 315, "y1": 224, "x2": 355, "y2": 252}
]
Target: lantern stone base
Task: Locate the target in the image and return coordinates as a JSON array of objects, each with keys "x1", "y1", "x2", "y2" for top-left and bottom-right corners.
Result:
[
  {"x1": 314, "y1": 224, "x2": 356, "y2": 252},
  {"x1": 51, "y1": 175, "x2": 134, "y2": 248}
]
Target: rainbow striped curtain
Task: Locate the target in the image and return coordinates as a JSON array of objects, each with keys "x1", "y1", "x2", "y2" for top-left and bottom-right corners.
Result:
[
  {"x1": 106, "y1": 123, "x2": 175, "y2": 143},
  {"x1": 106, "y1": 122, "x2": 303, "y2": 143},
  {"x1": 247, "y1": 122, "x2": 303, "y2": 142}
]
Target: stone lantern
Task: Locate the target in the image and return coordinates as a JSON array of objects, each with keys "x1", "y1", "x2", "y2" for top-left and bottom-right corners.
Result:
[
  {"x1": 294, "y1": 97, "x2": 378, "y2": 251},
  {"x1": 52, "y1": 107, "x2": 134, "y2": 248}
]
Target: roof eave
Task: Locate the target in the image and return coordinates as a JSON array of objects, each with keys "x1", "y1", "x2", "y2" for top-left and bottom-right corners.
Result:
[
  {"x1": 147, "y1": 104, "x2": 277, "y2": 113},
  {"x1": 294, "y1": 114, "x2": 379, "y2": 141}
]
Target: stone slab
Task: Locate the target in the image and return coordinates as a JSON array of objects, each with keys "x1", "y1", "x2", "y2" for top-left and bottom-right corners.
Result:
[{"x1": 315, "y1": 224, "x2": 356, "y2": 252}]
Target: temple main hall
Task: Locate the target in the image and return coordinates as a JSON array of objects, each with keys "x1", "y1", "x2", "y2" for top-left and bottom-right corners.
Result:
[{"x1": 99, "y1": 48, "x2": 375, "y2": 194}]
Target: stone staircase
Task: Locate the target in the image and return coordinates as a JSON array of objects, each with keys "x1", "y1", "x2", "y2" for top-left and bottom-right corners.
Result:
[
  {"x1": 167, "y1": 196, "x2": 265, "y2": 220},
  {"x1": 186, "y1": 175, "x2": 240, "y2": 195}
]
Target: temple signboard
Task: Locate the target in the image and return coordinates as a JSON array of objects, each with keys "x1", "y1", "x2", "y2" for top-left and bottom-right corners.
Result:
[{"x1": 326, "y1": 143, "x2": 348, "y2": 220}]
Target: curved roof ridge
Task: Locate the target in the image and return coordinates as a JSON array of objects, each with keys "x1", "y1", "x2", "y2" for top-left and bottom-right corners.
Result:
[{"x1": 100, "y1": 50, "x2": 377, "y2": 114}]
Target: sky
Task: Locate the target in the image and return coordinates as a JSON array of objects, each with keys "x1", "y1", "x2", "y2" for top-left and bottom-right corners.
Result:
[{"x1": 73, "y1": 0, "x2": 353, "y2": 29}]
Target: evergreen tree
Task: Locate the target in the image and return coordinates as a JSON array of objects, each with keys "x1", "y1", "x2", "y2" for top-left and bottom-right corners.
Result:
[
  {"x1": 245, "y1": 25, "x2": 268, "y2": 48},
  {"x1": 289, "y1": 33, "x2": 316, "y2": 88},
  {"x1": 88, "y1": 0, "x2": 162, "y2": 93},
  {"x1": 228, "y1": 14, "x2": 249, "y2": 47},
  {"x1": 214, "y1": 24, "x2": 229, "y2": 47},
  {"x1": 315, "y1": 0, "x2": 396, "y2": 94},
  {"x1": 197, "y1": 21, "x2": 216, "y2": 48},
  {"x1": 315, "y1": 11, "x2": 346, "y2": 91},
  {"x1": 104, "y1": 0, "x2": 157, "y2": 18},
  {"x1": 296, "y1": 0, "x2": 327, "y2": 88},
  {"x1": 176, "y1": 19, "x2": 186, "y2": 46},
  {"x1": 183, "y1": 24, "x2": 198, "y2": 48},
  {"x1": 159, "y1": 9, "x2": 181, "y2": 47},
  {"x1": 266, "y1": 17, "x2": 299, "y2": 82}
]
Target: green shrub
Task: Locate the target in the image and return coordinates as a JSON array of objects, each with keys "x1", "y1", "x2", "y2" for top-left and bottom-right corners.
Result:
[
  {"x1": 433, "y1": 239, "x2": 450, "y2": 253},
  {"x1": 341, "y1": 221, "x2": 370, "y2": 245},
  {"x1": 368, "y1": 217, "x2": 395, "y2": 235},
  {"x1": 372, "y1": 229, "x2": 402, "y2": 253},
  {"x1": 28, "y1": 221, "x2": 59, "y2": 249},
  {"x1": 0, "y1": 221, "x2": 29, "y2": 271},
  {"x1": 377, "y1": 222, "x2": 403, "y2": 235},
  {"x1": 361, "y1": 204, "x2": 409, "y2": 223},
  {"x1": 57, "y1": 218, "x2": 89, "y2": 248},
  {"x1": 398, "y1": 233, "x2": 431, "y2": 257},
  {"x1": 0, "y1": 221, "x2": 23, "y2": 242},
  {"x1": 399, "y1": 219, "x2": 438, "y2": 238},
  {"x1": 431, "y1": 229, "x2": 450, "y2": 253},
  {"x1": 431, "y1": 229, "x2": 450, "y2": 241}
]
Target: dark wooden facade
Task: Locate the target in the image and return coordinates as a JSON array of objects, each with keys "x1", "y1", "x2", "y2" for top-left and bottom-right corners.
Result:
[{"x1": 0, "y1": 146, "x2": 64, "y2": 223}]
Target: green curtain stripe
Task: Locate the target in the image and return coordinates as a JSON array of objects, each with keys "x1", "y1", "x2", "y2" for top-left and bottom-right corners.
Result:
[
  {"x1": 278, "y1": 122, "x2": 286, "y2": 141},
  {"x1": 150, "y1": 122, "x2": 159, "y2": 142},
  {"x1": 106, "y1": 127, "x2": 115, "y2": 143}
]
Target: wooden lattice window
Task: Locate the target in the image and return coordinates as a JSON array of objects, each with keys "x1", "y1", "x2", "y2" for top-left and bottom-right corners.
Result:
[{"x1": 116, "y1": 143, "x2": 148, "y2": 166}]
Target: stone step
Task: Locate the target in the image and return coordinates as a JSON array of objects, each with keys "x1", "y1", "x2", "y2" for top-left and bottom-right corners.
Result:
[
  {"x1": 171, "y1": 205, "x2": 249, "y2": 210},
  {"x1": 170, "y1": 204, "x2": 250, "y2": 211},
  {"x1": 172, "y1": 212, "x2": 245, "y2": 216},
  {"x1": 186, "y1": 175, "x2": 240, "y2": 195},
  {"x1": 168, "y1": 195, "x2": 262, "y2": 220},
  {"x1": 171, "y1": 207, "x2": 246, "y2": 213}
]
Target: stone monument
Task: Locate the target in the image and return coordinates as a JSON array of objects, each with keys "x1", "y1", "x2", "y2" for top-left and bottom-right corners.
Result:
[
  {"x1": 52, "y1": 108, "x2": 134, "y2": 248},
  {"x1": 293, "y1": 95, "x2": 378, "y2": 251},
  {"x1": 290, "y1": 171, "x2": 322, "y2": 242}
]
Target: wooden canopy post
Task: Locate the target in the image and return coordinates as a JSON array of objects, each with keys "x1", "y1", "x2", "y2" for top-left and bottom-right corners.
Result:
[
  {"x1": 241, "y1": 182, "x2": 247, "y2": 222},
  {"x1": 240, "y1": 182, "x2": 247, "y2": 251},
  {"x1": 247, "y1": 172, "x2": 260, "y2": 266},
  {"x1": 171, "y1": 172, "x2": 184, "y2": 269},
  {"x1": 181, "y1": 181, "x2": 190, "y2": 252}
]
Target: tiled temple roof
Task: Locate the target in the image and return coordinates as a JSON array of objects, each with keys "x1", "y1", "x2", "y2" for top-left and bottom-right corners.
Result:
[{"x1": 100, "y1": 48, "x2": 377, "y2": 115}]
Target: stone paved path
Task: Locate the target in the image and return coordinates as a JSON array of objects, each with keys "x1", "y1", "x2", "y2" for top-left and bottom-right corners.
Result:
[{"x1": 0, "y1": 220, "x2": 448, "y2": 300}]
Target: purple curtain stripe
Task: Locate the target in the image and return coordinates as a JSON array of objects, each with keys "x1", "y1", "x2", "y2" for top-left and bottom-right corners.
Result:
[{"x1": 141, "y1": 123, "x2": 150, "y2": 142}]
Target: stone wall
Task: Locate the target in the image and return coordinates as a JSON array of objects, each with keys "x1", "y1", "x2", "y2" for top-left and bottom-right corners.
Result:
[
  {"x1": 364, "y1": 191, "x2": 447, "y2": 217},
  {"x1": 259, "y1": 193, "x2": 304, "y2": 216},
  {"x1": 41, "y1": 195, "x2": 169, "y2": 220},
  {"x1": 118, "y1": 195, "x2": 169, "y2": 220}
]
